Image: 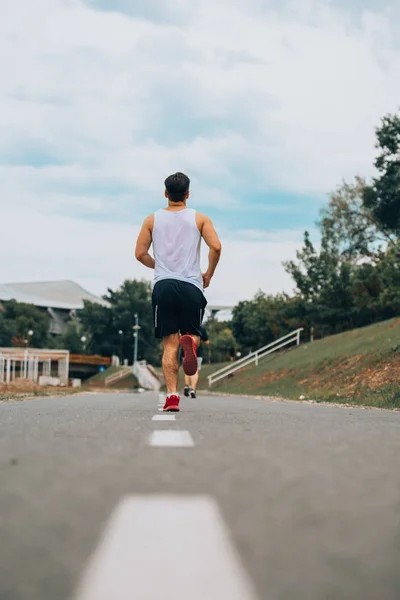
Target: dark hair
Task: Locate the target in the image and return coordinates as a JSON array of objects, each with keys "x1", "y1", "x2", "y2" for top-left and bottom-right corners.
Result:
[{"x1": 164, "y1": 172, "x2": 190, "y2": 202}]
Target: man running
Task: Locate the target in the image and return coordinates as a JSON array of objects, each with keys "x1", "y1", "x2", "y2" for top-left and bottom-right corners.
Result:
[
  {"x1": 182, "y1": 325, "x2": 210, "y2": 399},
  {"x1": 135, "y1": 172, "x2": 222, "y2": 412}
]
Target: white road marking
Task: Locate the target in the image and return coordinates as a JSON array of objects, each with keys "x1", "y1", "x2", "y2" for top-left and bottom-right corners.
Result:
[
  {"x1": 149, "y1": 430, "x2": 194, "y2": 447},
  {"x1": 152, "y1": 415, "x2": 176, "y2": 421},
  {"x1": 73, "y1": 495, "x2": 258, "y2": 600}
]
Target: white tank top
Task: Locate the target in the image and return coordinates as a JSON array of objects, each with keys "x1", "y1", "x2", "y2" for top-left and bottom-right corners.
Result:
[{"x1": 152, "y1": 208, "x2": 203, "y2": 292}]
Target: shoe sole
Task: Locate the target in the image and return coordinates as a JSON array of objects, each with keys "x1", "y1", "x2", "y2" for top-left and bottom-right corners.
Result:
[
  {"x1": 163, "y1": 406, "x2": 180, "y2": 412},
  {"x1": 180, "y1": 335, "x2": 198, "y2": 376}
]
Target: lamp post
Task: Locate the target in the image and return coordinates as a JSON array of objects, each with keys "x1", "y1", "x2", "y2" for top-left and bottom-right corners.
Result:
[
  {"x1": 27, "y1": 330, "x2": 34, "y2": 347},
  {"x1": 118, "y1": 330, "x2": 123, "y2": 364},
  {"x1": 80, "y1": 336, "x2": 87, "y2": 354},
  {"x1": 132, "y1": 313, "x2": 141, "y2": 365}
]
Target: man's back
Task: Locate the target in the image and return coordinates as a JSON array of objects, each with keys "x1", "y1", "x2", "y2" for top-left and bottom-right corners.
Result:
[{"x1": 152, "y1": 207, "x2": 203, "y2": 291}]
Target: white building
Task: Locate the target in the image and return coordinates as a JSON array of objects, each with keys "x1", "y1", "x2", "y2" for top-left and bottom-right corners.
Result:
[{"x1": 0, "y1": 280, "x2": 109, "y2": 335}]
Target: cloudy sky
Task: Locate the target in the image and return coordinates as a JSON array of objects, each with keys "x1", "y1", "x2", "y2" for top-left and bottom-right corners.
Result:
[{"x1": 1, "y1": 0, "x2": 399, "y2": 306}]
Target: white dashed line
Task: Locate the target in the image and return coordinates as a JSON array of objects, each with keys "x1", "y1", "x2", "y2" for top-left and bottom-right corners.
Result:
[
  {"x1": 152, "y1": 415, "x2": 176, "y2": 421},
  {"x1": 149, "y1": 430, "x2": 194, "y2": 447},
  {"x1": 73, "y1": 495, "x2": 258, "y2": 600}
]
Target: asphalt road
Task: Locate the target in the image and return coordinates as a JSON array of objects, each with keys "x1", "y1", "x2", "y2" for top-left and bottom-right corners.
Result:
[{"x1": 1, "y1": 391, "x2": 400, "y2": 600}]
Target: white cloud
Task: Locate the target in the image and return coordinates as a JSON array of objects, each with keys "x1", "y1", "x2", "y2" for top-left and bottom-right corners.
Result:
[
  {"x1": 1, "y1": 0, "x2": 400, "y2": 304},
  {"x1": 0, "y1": 205, "x2": 301, "y2": 305},
  {"x1": 2, "y1": 0, "x2": 399, "y2": 192}
]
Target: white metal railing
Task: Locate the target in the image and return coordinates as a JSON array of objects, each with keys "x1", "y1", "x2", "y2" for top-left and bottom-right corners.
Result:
[
  {"x1": 104, "y1": 366, "x2": 132, "y2": 386},
  {"x1": 207, "y1": 328, "x2": 303, "y2": 387}
]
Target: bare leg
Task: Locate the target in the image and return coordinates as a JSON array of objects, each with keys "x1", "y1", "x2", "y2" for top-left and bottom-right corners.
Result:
[
  {"x1": 190, "y1": 370, "x2": 199, "y2": 390},
  {"x1": 190, "y1": 336, "x2": 200, "y2": 385},
  {"x1": 184, "y1": 372, "x2": 198, "y2": 389},
  {"x1": 162, "y1": 333, "x2": 180, "y2": 394}
]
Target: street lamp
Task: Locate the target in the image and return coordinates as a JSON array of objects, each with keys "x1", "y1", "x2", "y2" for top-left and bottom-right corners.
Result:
[
  {"x1": 118, "y1": 330, "x2": 123, "y2": 364},
  {"x1": 132, "y1": 313, "x2": 141, "y2": 365},
  {"x1": 26, "y1": 330, "x2": 34, "y2": 347}
]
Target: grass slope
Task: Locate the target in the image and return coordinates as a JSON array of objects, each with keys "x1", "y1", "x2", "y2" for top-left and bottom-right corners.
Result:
[
  {"x1": 201, "y1": 318, "x2": 400, "y2": 409},
  {"x1": 85, "y1": 366, "x2": 139, "y2": 389}
]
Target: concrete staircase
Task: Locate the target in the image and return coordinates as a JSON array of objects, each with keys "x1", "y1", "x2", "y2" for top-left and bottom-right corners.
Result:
[{"x1": 133, "y1": 361, "x2": 163, "y2": 391}]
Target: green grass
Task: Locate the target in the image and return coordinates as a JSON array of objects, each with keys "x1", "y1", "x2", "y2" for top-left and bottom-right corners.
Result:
[
  {"x1": 85, "y1": 366, "x2": 120, "y2": 384},
  {"x1": 85, "y1": 366, "x2": 139, "y2": 389},
  {"x1": 201, "y1": 318, "x2": 400, "y2": 409}
]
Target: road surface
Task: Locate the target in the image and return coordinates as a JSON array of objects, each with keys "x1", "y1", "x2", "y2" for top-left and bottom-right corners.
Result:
[{"x1": 1, "y1": 391, "x2": 400, "y2": 600}]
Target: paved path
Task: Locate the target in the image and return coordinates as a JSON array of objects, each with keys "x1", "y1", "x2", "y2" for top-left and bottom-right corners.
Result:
[{"x1": 1, "y1": 392, "x2": 400, "y2": 600}]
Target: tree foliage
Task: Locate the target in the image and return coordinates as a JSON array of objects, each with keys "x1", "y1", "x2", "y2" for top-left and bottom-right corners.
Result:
[
  {"x1": 205, "y1": 319, "x2": 237, "y2": 363},
  {"x1": 363, "y1": 112, "x2": 400, "y2": 236},
  {"x1": 79, "y1": 279, "x2": 161, "y2": 365},
  {"x1": 232, "y1": 292, "x2": 294, "y2": 353},
  {"x1": 0, "y1": 301, "x2": 50, "y2": 348},
  {"x1": 319, "y1": 177, "x2": 382, "y2": 261},
  {"x1": 59, "y1": 321, "x2": 85, "y2": 354}
]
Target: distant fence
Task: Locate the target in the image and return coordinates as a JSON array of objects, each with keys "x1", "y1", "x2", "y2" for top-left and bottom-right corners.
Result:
[
  {"x1": 208, "y1": 328, "x2": 304, "y2": 387},
  {"x1": 104, "y1": 366, "x2": 132, "y2": 386}
]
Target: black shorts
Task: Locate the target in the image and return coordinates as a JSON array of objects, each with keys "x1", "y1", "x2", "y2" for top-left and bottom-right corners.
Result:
[{"x1": 152, "y1": 279, "x2": 207, "y2": 339}]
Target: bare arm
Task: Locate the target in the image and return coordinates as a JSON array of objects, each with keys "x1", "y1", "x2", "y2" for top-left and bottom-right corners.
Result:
[
  {"x1": 135, "y1": 215, "x2": 155, "y2": 269},
  {"x1": 197, "y1": 214, "x2": 222, "y2": 288}
]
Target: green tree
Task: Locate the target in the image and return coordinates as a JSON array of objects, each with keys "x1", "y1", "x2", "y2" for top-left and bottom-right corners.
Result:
[
  {"x1": 283, "y1": 225, "x2": 361, "y2": 336},
  {"x1": 320, "y1": 177, "x2": 383, "y2": 261},
  {"x1": 283, "y1": 230, "x2": 348, "y2": 304},
  {"x1": 232, "y1": 292, "x2": 293, "y2": 353},
  {"x1": 363, "y1": 112, "x2": 400, "y2": 237},
  {"x1": 79, "y1": 301, "x2": 115, "y2": 356},
  {"x1": 371, "y1": 241, "x2": 400, "y2": 317},
  {"x1": 59, "y1": 321, "x2": 85, "y2": 354},
  {"x1": 210, "y1": 327, "x2": 237, "y2": 363},
  {"x1": 0, "y1": 310, "x2": 14, "y2": 346},
  {"x1": 204, "y1": 319, "x2": 237, "y2": 363},
  {"x1": 0, "y1": 300, "x2": 50, "y2": 347},
  {"x1": 79, "y1": 279, "x2": 161, "y2": 365}
]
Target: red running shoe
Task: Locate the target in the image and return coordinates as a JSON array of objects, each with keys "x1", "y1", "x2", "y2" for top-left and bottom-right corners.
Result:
[
  {"x1": 180, "y1": 334, "x2": 198, "y2": 376},
  {"x1": 163, "y1": 395, "x2": 180, "y2": 412}
]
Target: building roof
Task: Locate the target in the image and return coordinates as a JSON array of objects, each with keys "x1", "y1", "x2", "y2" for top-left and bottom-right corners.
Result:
[{"x1": 0, "y1": 280, "x2": 109, "y2": 310}]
